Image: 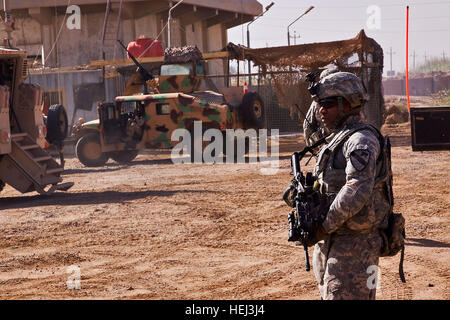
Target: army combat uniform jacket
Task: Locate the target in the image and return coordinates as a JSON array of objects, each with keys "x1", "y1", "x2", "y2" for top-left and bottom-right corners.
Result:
[
  {"x1": 303, "y1": 101, "x2": 330, "y2": 149},
  {"x1": 312, "y1": 115, "x2": 389, "y2": 300}
]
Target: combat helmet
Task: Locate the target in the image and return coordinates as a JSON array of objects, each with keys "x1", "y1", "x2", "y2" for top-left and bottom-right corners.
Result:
[
  {"x1": 319, "y1": 64, "x2": 339, "y2": 79},
  {"x1": 309, "y1": 71, "x2": 368, "y2": 126}
]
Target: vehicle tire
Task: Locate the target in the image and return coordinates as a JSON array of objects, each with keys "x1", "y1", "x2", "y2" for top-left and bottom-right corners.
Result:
[
  {"x1": 111, "y1": 150, "x2": 139, "y2": 164},
  {"x1": 75, "y1": 132, "x2": 109, "y2": 167},
  {"x1": 240, "y1": 92, "x2": 265, "y2": 129},
  {"x1": 46, "y1": 104, "x2": 68, "y2": 143}
]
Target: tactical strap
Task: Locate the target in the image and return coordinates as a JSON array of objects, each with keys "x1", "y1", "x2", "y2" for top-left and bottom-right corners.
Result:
[
  {"x1": 399, "y1": 229, "x2": 406, "y2": 283},
  {"x1": 316, "y1": 122, "x2": 378, "y2": 177}
]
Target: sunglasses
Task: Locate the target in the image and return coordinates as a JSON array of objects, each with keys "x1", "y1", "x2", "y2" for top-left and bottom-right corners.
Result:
[{"x1": 318, "y1": 98, "x2": 339, "y2": 109}]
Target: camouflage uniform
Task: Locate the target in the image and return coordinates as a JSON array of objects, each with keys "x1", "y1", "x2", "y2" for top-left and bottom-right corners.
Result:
[
  {"x1": 310, "y1": 72, "x2": 389, "y2": 300},
  {"x1": 303, "y1": 101, "x2": 325, "y2": 147},
  {"x1": 303, "y1": 66, "x2": 338, "y2": 148}
]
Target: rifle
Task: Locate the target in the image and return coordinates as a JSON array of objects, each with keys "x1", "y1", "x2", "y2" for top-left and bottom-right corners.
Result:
[
  {"x1": 117, "y1": 40, "x2": 154, "y2": 94},
  {"x1": 283, "y1": 137, "x2": 326, "y2": 271}
]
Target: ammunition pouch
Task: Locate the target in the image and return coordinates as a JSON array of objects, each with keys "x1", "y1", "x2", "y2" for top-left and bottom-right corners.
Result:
[{"x1": 380, "y1": 212, "x2": 406, "y2": 257}]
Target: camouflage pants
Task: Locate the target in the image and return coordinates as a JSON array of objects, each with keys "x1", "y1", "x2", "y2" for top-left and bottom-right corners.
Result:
[{"x1": 312, "y1": 231, "x2": 382, "y2": 300}]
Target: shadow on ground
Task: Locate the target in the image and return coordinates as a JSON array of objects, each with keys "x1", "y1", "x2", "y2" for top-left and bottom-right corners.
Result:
[
  {"x1": 0, "y1": 189, "x2": 216, "y2": 210},
  {"x1": 406, "y1": 237, "x2": 450, "y2": 248}
]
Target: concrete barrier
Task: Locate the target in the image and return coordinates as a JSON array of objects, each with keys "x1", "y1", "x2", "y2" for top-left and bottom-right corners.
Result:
[{"x1": 383, "y1": 74, "x2": 450, "y2": 96}]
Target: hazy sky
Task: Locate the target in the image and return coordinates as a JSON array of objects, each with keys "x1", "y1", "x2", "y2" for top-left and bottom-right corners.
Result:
[{"x1": 227, "y1": 0, "x2": 450, "y2": 75}]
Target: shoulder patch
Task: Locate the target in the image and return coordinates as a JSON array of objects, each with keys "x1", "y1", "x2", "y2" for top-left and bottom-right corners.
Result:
[{"x1": 350, "y1": 149, "x2": 371, "y2": 171}]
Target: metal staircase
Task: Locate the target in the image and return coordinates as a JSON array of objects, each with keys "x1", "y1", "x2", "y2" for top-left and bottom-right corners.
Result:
[{"x1": 0, "y1": 133, "x2": 73, "y2": 194}]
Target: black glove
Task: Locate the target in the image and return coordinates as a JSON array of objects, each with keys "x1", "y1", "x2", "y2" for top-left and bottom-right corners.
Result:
[
  {"x1": 282, "y1": 184, "x2": 297, "y2": 208},
  {"x1": 304, "y1": 221, "x2": 328, "y2": 247}
]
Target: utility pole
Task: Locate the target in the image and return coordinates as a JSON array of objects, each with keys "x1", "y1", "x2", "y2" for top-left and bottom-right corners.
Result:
[
  {"x1": 388, "y1": 47, "x2": 396, "y2": 74},
  {"x1": 246, "y1": 2, "x2": 274, "y2": 87},
  {"x1": 287, "y1": 6, "x2": 314, "y2": 46},
  {"x1": 410, "y1": 49, "x2": 417, "y2": 71},
  {"x1": 289, "y1": 31, "x2": 301, "y2": 45},
  {"x1": 423, "y1": 51, "x2": 429, "y2": 72},
  {"x1": 2, "y1": 0, "x2": 7, "y2": 19},
  {"x1": 168, "y1": 0, "x2": 185, "y2": 48}
]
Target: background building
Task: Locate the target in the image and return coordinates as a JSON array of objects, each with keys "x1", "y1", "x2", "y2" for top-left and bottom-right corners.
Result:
[{"x1": 2, "y1": 0, "x2": 262, "y2": 128}]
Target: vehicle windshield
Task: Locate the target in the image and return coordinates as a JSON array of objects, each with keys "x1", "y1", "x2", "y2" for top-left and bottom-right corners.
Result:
[
  {"x1": 160, "y1": 63, "x2": 193, "y2": 76},
  {"x1": 119, "y1": 101, "x2": 136, "y2": 114}
]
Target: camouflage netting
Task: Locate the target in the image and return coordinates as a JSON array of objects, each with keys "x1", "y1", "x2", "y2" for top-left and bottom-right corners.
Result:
[
  {"x1": 225, "y1": 30, "x2": 385, "y2": 128},
  {"x1": 164, "y1": 45, "x2": 203, "y2": 64}
]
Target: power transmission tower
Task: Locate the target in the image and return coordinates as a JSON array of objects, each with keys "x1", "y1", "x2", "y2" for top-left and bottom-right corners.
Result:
[
  {"x1": 289, "y1": 31, "x2": 301, "y2": 45},
  {"x1": 410, "y1": 49, "x2": 418, "y2": 70},
  {"x1": 388, "y1": 47, "x2": 396, "y2": 75}
]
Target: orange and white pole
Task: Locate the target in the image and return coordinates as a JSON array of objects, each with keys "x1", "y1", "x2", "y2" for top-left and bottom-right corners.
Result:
[
  {"x1": 406, "y1": 6, "x2": 411, "y2": 110},
  {"x1": 243, "y1": 81, "x2": 249, "y2": 94}
]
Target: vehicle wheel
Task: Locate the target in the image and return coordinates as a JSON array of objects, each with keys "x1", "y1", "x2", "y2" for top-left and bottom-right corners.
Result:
[
  {"x1": 46, "y1": 104, "x2": 68, "y2": 143},
  {"x1": 111, "y1": 150, "x2": 139, "y2": 164},
  {"x1": 241, "y1": 92, "x2": 265, "y2": 129},
  {"x1": 75, "y1": 132, "x2": 109, "y2": 167}
]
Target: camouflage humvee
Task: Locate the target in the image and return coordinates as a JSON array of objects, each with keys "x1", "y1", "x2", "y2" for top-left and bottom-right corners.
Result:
[{"x1": 72, "y1": 46, "x2": 265, "y2": 167}]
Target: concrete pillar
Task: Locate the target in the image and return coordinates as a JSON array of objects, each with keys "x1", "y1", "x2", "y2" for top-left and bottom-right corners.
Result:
[
  {"x1": 185, "y1": 23, "x2": 195, "y2": 46},
  {"x1": 135, "y1": 14, "x2": 158, "y2": 39},
  {"x1": 42, "y1": 24, "x2": 56, "y2": 67},
  {"x1": 169, "y1": 17, "x2": 183, "y2": 47},
  {"x1": 206, "y1": 23, "x2": 227, "y2": 88},
  {"x1": 194, "y1": 20, "x2": 207, "y2": 52},
  {"x1": 122, "y1": 19, "x2": 136, "y2": 47},
  {"x1": 156, "y1": 13, "x2": 168, "y2": 49}
]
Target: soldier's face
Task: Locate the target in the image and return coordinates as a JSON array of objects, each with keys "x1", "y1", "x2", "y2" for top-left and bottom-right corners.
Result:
[
  {"x1": 318, "y1": 98, "x2": 350, "y2": 126},
  {"x1": 319, "y1": 104, "x2": 339, "y2": 127}
]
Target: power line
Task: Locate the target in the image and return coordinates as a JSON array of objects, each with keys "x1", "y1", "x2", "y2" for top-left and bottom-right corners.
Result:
[
  {"x1": 387, "y1": 47, "x2": 396, "y2": 72},
  {"x1": 44, "y1": 0, "x2": 72, "y2": 64},
  {"x1": 410, "y1": 50, "x2": 418, "y2": 70},
  {"x1": 266, "y1": 15, "x2": 450, "y2": 22},
  {"x1": 275, "y1": 1, "x2": 450, "y2": 9},
  {"x1": 260, "y1": 26, "x2": 450, "y2": 34}
]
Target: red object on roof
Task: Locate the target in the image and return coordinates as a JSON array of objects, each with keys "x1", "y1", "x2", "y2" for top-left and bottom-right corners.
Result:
[{"x1": 126, "y1": 38, "x2": 164, "y2": 59}]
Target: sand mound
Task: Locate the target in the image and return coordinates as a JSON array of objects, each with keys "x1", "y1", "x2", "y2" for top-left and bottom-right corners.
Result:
[{"x1": 384, "y1": 104, "x2": 409, "y2": 124}]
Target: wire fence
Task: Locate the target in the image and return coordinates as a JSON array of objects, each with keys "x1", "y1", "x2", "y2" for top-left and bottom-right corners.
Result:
[{"x1": 254, "y1": 83, "x2": 303, "y2": 133}]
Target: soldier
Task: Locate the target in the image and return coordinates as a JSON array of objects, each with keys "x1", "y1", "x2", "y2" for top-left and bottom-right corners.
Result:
[
  {"x1": 305, "y1": 71, "x2": 389, "y2": 300},
  {"x1": 303, "y1": 66, "x2": 339, "y2": 148}
]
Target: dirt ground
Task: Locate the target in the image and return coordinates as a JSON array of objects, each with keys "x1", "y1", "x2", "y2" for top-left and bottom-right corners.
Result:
[{"x1": 0, "y1": 122, "x2": 448, "y2": 300}]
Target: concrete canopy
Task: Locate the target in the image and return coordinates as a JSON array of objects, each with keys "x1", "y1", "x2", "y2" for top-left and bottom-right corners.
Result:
[{"x1": 4, "y1": 0, "x2": 262, "y2": 17}]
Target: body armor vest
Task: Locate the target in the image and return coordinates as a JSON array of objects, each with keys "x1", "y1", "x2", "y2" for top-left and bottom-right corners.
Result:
[{"x1": 315, "y1": 122, "x2": 390, "y2": 234}]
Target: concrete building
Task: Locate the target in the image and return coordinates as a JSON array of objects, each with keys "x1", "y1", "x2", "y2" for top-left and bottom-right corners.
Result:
[{"x1": 2, "y1": 0, "x2": 262, "y2": 127}]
